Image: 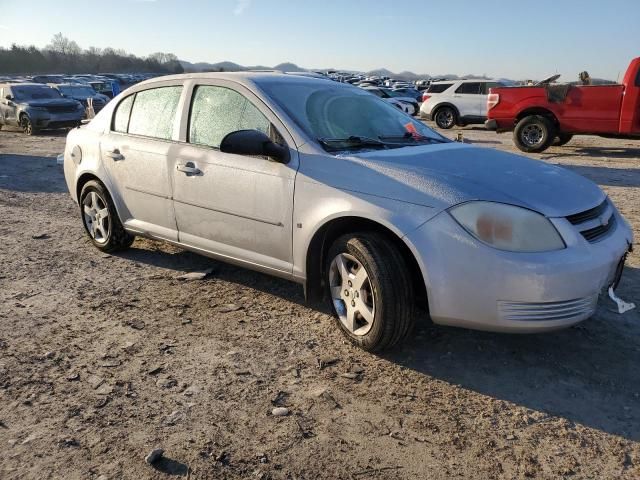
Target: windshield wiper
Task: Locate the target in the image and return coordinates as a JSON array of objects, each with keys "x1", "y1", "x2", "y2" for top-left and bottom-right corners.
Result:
[
  {"x1": 378, "y1": 132, "x2": 449, "y2": 144},
  {"x1": 318, "y1": 135, "x2": 390, "y2": 150}
]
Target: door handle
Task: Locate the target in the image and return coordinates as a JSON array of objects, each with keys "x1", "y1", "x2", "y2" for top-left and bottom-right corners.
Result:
[
  {"x1": 176, "y1": 162, "x2": 201, "y2": 175},
  {"x1": 106, "y1": 149, "x2": 124, "y2": 161}
]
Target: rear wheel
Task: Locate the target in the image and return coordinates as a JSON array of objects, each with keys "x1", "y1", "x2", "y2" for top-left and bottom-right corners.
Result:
[
  {"x1": 326, "y1": 233, "x2": 415, "y2": 352},
  {"x1": 434, "y1": 106, "x2": 457, "y2": 129},
  {"x1": 553, "y1": 133, "x2": 573, "y2": 146},
  {"x1": 513, "y1": 115, "x2": 556, "y2": 153},
  {"x1": 79, "y1": 180, "x2": 134, "y2": 252}
]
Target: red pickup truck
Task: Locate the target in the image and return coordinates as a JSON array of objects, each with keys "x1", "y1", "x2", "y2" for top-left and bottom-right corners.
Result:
[{"x1": 485, "y1": 57, "x2": 640, "y2": 152}]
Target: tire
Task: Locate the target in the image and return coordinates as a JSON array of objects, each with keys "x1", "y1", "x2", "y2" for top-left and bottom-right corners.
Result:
[
  {"x1": 325, "y1": 233, "x2": 415, "y2": 352},
  {"x1": 513, "y1": 115, "x2": 556, "y2": 153},
  {"x1": 553, "y1": 133, "x2": 573, "y2": 146},
  {"x1": 433, "y1": 106, "x2": 457, "y2": 129},
  {"x1": 79, "y1": 180, "x2": 134, "y2": 252},
  {"x1": 20, "y1": 115, "x2": 37, "y2": 136}
]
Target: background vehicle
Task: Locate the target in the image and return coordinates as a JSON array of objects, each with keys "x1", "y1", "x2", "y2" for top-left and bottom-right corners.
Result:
[
  {"x1": 420, "y1": 79, "x2": 506, "y2": 129},
  {"x1": 486, "y1": 57, "x2": 640, "y2": 153},
  {"x1": 49, "y1": 83, "x2": 109, "y2": 117},
  {"x1": 361, "y1": 86, "x2": 419, "y2": 115},
  {"x1": 0, "y1": 82, "x2": 84, "y2": 134}
]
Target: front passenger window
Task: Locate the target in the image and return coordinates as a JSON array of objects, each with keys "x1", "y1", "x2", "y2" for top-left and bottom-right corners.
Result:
[{"x1": 189, "y1": 86, "x2": 271, "y2": 149}]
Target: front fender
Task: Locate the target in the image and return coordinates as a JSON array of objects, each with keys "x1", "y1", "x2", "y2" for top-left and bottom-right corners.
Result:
[{"x1": 291, "y1": 177, "x2": 439, "y2": 281}]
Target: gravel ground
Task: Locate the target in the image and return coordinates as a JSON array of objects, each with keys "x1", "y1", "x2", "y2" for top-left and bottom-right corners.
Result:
[{"x1": 0, "y1": 124, "x2": 639, "y2": 480}]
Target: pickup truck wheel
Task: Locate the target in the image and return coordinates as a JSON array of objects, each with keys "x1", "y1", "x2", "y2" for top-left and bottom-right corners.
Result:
[
  {"x1": 326, "y1": 233, "x2": 415, "y2": 352},
  {"x1": 434, "y1": 106, "x2": 457, "y2": 129},
  {"x1": 80, "y1": 180, "x2": 134, "y2": 253},
  {"x1": 514, "y1": 115, "x2": 556, "y2": 153},
  {"x1": 553, "y1": 133, "x2": 573, "y2": 146},
  {"x1": 20, "y1": 115, "x2": 37, "y2": 136}
]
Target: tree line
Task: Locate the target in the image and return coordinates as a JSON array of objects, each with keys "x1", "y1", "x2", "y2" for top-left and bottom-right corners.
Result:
[{"x1": 0, "y1": 33, "x2": 184, "y2": 75}]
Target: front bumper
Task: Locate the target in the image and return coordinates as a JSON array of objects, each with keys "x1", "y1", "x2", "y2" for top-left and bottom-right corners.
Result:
[
  {"x1": 28, "y1": 110, "x2": 83, "y2": 129},
  {"x1": 406, "y1": 209, "x2": 634, "y2": 333}
]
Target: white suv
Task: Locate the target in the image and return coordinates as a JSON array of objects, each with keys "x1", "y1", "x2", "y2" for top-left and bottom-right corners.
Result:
[{"x1": 419, "y1": 80, "x2": 505, "y2": 129}]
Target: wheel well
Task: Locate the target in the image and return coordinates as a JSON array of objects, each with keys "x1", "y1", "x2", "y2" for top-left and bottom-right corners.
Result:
[
  {"x1": 304, "y1": 217, "x2": 428, "y2": 309},
  {"x1": 515, "y1": 108, "x2": 559, "y2": 127},
  {"x1": 433, "y1": 103, "x2": 459, "y2": 118},
  {"x1": 76, "y1": 173, "x2": 103, "y2": 203}
]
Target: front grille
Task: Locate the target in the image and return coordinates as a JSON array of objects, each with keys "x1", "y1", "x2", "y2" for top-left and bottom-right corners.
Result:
[
  {"x1": 580, "y1": 215, "x2": 616, "y2": 242},
  {"x1": 46, "y1": 105, "x2": 77, "y2": 114},
  {"x1": 566, "y1": 199, "x2": 608, "y2": 225},
  {"x1": 565, "y1": 199, "x2": 616, "y2": 243},
  {"x1": 498, "y1": 296, "x2": 598, "y2": 322}
]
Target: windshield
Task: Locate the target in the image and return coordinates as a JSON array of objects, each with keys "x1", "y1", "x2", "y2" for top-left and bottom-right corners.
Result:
[
  {"x1": 11, "y1": 86, "x2": 62, "y2": 101},
  {"x1": 257, "y1": 81, "x2": 447, "y2": 152},
  {"x1": 58, "y1": 86, "x2": 96, "y2": 97}
]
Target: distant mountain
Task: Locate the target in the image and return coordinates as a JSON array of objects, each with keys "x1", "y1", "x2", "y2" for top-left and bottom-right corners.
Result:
[
  {"x1": 180, "y1": 60, "x2": 306, "y2": 73},
  {"x1": 273, "y1": 62, "x2": 305, "y2": 72},
  {"x1": 179, "y1": 59, "x2": 511, "y2": 81}
]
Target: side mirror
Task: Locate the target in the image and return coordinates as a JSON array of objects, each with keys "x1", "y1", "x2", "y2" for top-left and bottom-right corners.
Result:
[
  {"x1": 220, "y1": 129, "x2": 290, "y2": 163},
  {"x1": 5, "y1": 94, "x2": 13, "y2": 100}
]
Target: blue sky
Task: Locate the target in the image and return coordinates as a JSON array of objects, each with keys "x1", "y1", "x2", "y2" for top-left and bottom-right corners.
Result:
[{"x1": 1, "y1": 0, "x2": 638, "y2": 80}]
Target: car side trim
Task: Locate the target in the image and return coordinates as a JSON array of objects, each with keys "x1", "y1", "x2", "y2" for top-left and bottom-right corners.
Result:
[
  {"x1": 125, "y1": 185, "x2": 172, "y2": 200},
  {"x1": 173, "y1": 197, "x2": 285, "y2": 227}
]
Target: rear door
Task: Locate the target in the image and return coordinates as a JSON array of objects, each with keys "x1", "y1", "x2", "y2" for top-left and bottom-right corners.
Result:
[
  {"x1": 100, "y1": 82, "x2": 184, "y2": 241},
  {"x1": 171, "y1": 80, "x2": 298, "y2": 275},
  {"x1": 453, "y1": 82, "x2": 484, "y2": 118}
]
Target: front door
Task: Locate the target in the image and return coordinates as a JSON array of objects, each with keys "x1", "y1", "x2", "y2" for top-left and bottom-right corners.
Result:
[
  {"x1": 171, "y1": 83, "x2": 297, "y2": 275},
  {"x1": 100, "y1": 84, "x2": 184, "y2": 241}
]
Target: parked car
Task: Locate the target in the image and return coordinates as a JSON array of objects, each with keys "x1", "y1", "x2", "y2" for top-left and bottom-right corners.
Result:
[
  {"x1": 486, "y1": 57, "x2": 640, "y2": 152},
  {"x1": 49, "y1": 83, "x2": 110, "y2": 117},
  {"x1": 391, "y1": 87, "x2": 422, "y2": 102},
  {"x1": 0, "y1": 82, "x2": 84, "y2": 135},
  {"x1": 362, "y1": 86, "x2": 420, "y2": 115},
  {"x1": 420, "y1": 79, "x2": 506, "y2": 129},
  {"x1": 62, "y1": 73, "x2": 633, "y2": 351}
]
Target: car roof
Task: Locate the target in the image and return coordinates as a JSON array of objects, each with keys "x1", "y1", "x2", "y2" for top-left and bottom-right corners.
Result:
[{"x1": 138, "y1": 71, "x2": 336, "y2": 89}]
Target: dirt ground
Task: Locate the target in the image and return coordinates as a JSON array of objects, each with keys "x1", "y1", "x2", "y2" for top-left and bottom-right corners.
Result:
[{"x1": 0, "y1": 123, "x2": 639, "y2": 480}]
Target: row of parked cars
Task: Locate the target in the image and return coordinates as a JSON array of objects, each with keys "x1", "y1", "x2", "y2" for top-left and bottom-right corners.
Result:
[{"x1": 0, "y1": 73, "x2": 159, "y2": 135}]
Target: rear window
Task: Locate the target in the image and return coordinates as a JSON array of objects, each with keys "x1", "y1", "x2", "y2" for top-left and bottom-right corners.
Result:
[{"x1": 426, "y1": 83, "x2": 453, "y2": 94}]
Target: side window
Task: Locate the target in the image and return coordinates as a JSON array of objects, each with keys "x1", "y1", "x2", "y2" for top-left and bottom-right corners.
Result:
[
  {"x1": 127, "y1": 86, "x2": 182, "y2": 140},
  {"x1": 635, "y1": 68, "x2": 640, "y2": 87},
  {"x1": 112, "y1": 94, "x2": 135, "y2": 133},
  {"x1": 455, "y1": 82, "x2": 482, "y2": 94},
  {"x1": 189, "y1": 85, "x2": 271, "y2": 149},
  {"x1": 426, "y1": 83, "x2": 453, "y2": 94}
]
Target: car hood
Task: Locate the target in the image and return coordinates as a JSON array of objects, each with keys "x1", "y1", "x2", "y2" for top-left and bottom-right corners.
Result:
[
  {"x1": 301, "y1": 142, "x2": 604, "y2": 217},
  {"x1": 21, "y1": 98, "x2": 79, "y2": 108}
]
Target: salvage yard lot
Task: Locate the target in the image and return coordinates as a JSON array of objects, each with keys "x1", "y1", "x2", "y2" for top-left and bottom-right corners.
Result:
[{"x1": 0, "y1": 126, "x2": 639, "y2": 479}]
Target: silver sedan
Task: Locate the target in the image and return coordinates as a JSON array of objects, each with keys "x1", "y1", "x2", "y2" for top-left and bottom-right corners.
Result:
[{"x1": 62, "y1": 73, "x2": 634, "y2": 351}]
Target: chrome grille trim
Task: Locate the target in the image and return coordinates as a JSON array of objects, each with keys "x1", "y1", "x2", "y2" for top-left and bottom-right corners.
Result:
[{"x1": 498, "y1": 295, "x2": 597, "y2": 322}]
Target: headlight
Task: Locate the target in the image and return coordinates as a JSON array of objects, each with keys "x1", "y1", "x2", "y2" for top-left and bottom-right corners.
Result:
[{"x1": 449, "y1": 201, "x2": 565, "y2": 252}]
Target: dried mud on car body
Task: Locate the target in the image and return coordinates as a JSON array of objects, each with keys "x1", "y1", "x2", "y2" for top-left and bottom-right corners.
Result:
[{"x1": 0, "y1": 127, "x2": 639, "y2": 479}]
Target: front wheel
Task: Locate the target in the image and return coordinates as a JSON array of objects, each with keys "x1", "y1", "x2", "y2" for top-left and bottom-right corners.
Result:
[
  {"x1": 326, "y1": 233, "x2": 415, "y2": 352},
  {"x1": 20, "y1": 115, "x2": 36, "y2": 136},
  {"x1": 513, "y1": 115, "x2": 556, "y2": 153},
  {"x1": 433, "y1": 106, "x2": 456, "y2": 129},
  {"x1": 80, "y1": 180, "x2": 134, "y2": 252}
]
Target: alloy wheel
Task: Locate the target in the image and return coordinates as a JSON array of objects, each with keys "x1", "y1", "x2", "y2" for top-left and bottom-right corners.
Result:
[
  {"x1": 82, "y1": 191, "x2": 110, "y2": 244},
  {"x1": 329, "y1": 253, "x2": 375, "y2": 336},
  {"x1": 435, "y1": 109, "x2": 454, "y2": 128},
  {"x1": 21, "y1": 116, "x2": 33, "y2": 135}
]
